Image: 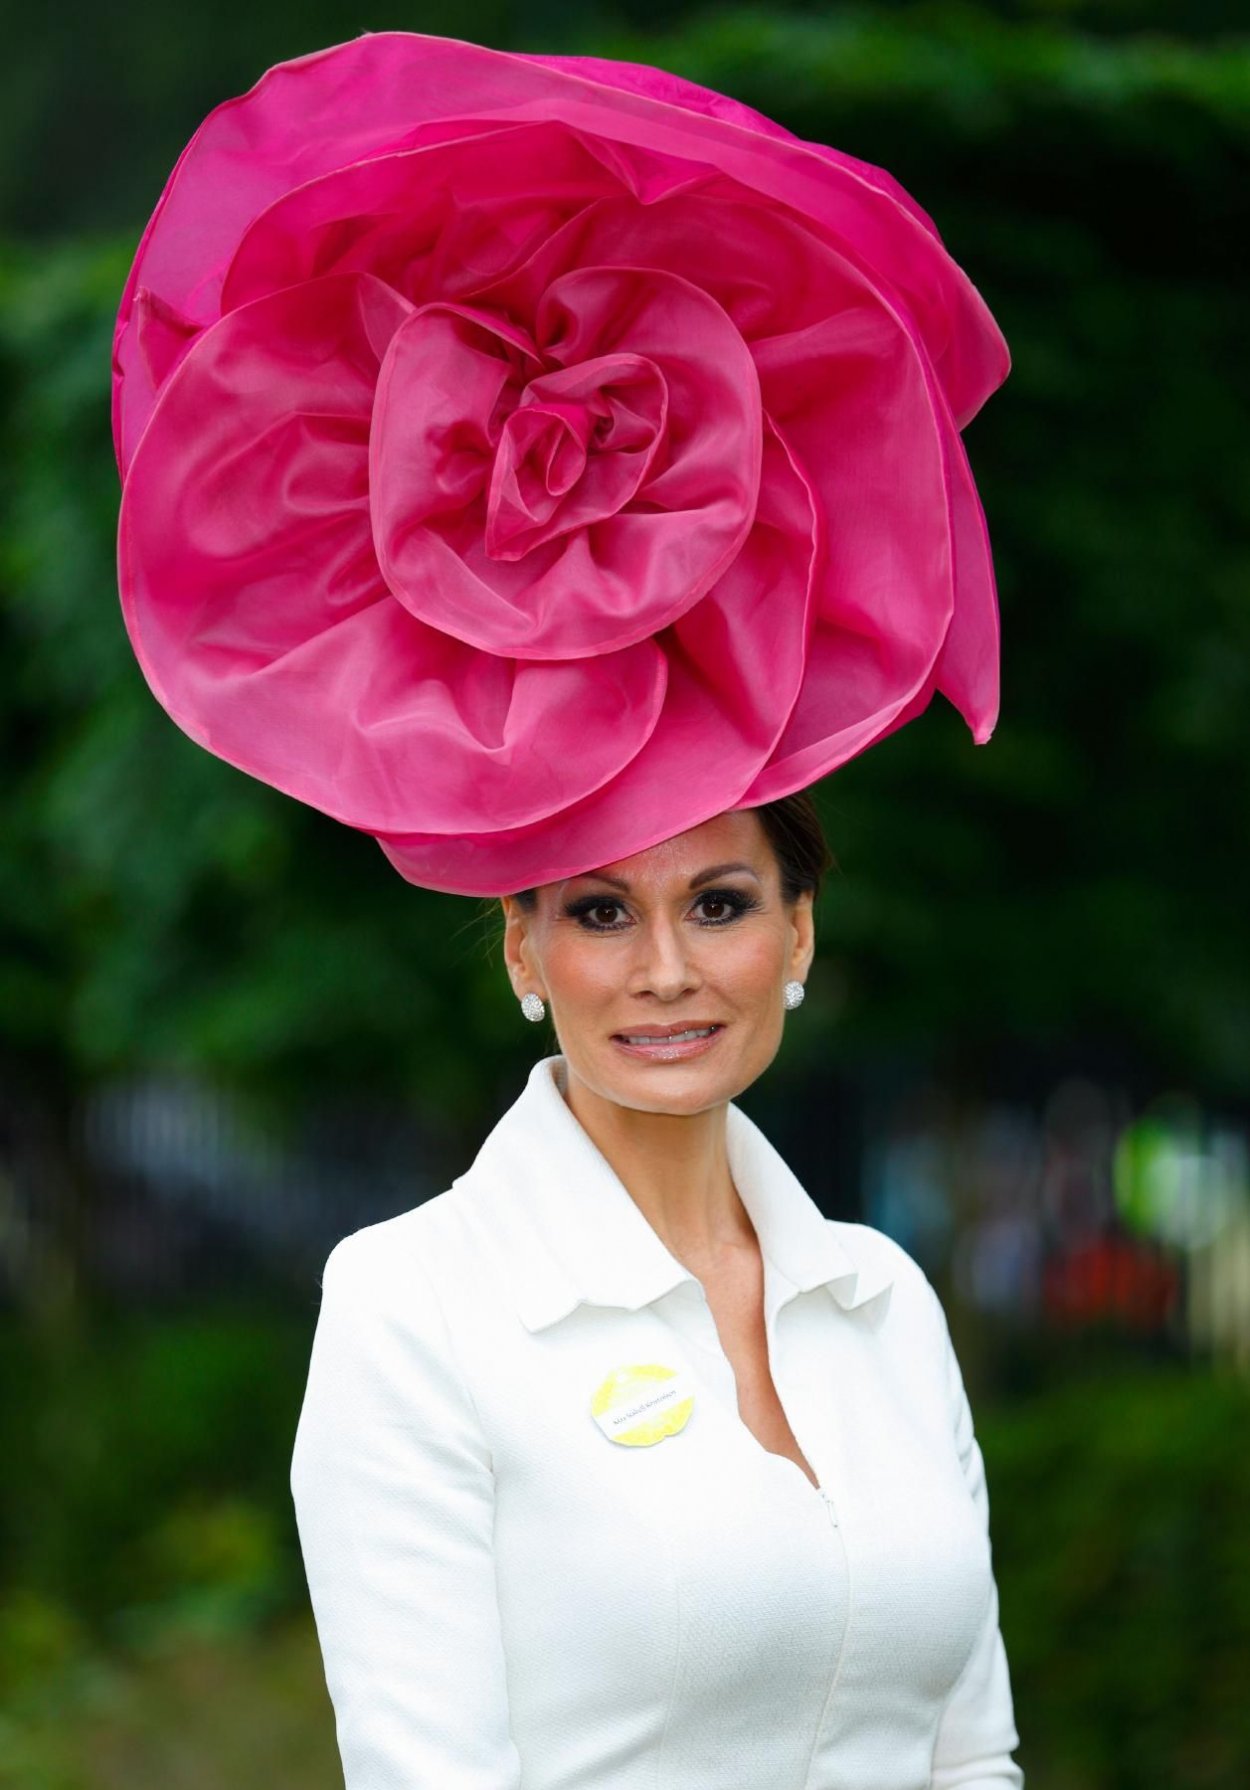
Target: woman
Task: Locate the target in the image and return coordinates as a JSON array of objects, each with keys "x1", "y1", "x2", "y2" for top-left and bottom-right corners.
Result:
[
  {"x1": 291, "y1": 793, "x2": 1024, "y2": 1787},
  {"x1": 112, "y1": 31, "x2": 1020, "y2": 1787}
]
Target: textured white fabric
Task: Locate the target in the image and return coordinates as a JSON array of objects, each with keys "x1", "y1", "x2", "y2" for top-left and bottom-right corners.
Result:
[{"x1": 291, "y1": 1053, "x2": 1024, "y2": 1789}]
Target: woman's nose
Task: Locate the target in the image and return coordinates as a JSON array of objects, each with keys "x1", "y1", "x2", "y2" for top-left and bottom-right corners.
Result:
[{"x1": 627, "y1": 916, "x2": 701, "y2": 1000}]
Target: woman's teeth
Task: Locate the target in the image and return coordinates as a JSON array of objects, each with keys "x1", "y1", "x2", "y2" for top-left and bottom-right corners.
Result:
[{"x1": 618, "y1": 1027, "x2": 716, "y2": 1044}]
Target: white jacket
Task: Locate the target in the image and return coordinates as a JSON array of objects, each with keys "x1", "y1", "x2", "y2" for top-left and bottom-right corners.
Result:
[{"x1": 291, "y1": 1053, "x2": 1024, "y2": 1789}]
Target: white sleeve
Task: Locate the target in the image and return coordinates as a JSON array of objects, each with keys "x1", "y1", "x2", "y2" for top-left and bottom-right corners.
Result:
[
  {"x1": 290, "y1": 1231, "x2": 523, "y2": 1789},
  {"x1": 928, "y1": 1284, "x2": 1025, "y2": 1790}
]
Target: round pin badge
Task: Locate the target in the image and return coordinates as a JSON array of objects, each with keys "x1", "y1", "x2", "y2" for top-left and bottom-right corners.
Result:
[{"x1": 590, "y1": 1362, "x2": 696, "y2": 1447}]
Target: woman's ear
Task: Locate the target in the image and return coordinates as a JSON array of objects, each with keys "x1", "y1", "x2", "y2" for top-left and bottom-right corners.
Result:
[
  {"x1": 789, "y1": 889, "x2": 816, "y2": 982},
  {"x1": 500, "y1": 896, "x2": 539, "y2": 999}
]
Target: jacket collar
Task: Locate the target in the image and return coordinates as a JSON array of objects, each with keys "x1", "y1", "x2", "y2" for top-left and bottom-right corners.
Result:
[{"x1": 452, "y1": 1055, "x2": 894, "y2": 1334}]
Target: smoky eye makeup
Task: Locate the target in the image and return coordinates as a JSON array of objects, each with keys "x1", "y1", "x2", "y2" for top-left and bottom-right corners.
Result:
[{"x1": 561, "y1": 886, "x2": 764, "y2": 931}]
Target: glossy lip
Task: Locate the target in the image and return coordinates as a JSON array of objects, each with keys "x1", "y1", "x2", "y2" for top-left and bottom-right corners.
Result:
[
  {"x1": 611, "y1": 1021, "x2": 723, "y2": 1039},
  {"x1": 611, "y1": 1023, "x2": 726, "y2": 1063}
]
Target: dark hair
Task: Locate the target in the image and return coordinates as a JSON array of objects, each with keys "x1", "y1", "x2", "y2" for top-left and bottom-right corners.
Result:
[{"x1": 507, "y1": 791, "x2": 834, "y2": 911}]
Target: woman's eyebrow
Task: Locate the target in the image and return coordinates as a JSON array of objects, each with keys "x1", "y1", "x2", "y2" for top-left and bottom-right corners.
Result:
[
  {"x1": 689, "y1": 861, "x2": 761, "y2": 889},
  {"x1": 572, "y1": 861, "x2": 762, "y2": 893}
]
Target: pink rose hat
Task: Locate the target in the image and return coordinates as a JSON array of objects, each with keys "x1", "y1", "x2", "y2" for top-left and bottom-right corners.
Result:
[{"x1": 113, "y1": 30, "x2": 1010, "y2": 897}]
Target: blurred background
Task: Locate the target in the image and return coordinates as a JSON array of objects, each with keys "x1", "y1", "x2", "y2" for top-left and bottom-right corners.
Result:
[{"x1": 2, "y1": 2, "x2": 1248, "y2": 1785}]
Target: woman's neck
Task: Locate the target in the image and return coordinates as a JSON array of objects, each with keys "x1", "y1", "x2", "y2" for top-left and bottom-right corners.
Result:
[{"x1": 560, "y1": 1062, "x2": 757, "y2": 1271}]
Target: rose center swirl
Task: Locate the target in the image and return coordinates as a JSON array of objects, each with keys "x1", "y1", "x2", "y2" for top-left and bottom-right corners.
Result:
[{"x1": 369, "y1": 264, "x2": 764, "y2": 661}]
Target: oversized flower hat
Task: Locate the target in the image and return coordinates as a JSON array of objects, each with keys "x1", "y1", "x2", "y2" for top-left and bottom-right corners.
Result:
[{"x1": 113, "y1": 31, "x2": 1010, "y2": 897}]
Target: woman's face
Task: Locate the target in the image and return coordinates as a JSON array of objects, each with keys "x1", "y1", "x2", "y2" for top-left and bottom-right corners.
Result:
[{"x1": 500, "y1": 809, "x2": 815, "y2": 1117}]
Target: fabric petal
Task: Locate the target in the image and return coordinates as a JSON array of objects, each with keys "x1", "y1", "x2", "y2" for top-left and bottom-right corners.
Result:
[
  {"x1": 119, "y1": 271, "x2": 665, "y2": 834},
  {"x1": 927, "y1": 398, "x2": 1001, "y2": 742},
  {"x1": 221, "y1": 122, "x2": 617, "y2": 313},
  {"x1": 738, "y1": 279, "x2": 959, "y2": 799}
]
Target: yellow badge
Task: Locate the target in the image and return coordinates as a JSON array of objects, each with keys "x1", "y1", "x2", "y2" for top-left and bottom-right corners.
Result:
[{"x1": 590, "y1": 1362, "x2": 696, "y2": 1447}]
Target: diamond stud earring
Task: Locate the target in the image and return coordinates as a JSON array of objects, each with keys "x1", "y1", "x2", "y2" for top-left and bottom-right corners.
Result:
[
  {"x1": 783, "y1": 980, "x2": 806, "y2": 1011},
  {"x1": 520, "y1": 992, "x2": 546, "y2": 1023}
]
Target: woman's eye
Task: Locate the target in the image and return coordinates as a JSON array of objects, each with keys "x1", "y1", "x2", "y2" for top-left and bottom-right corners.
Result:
[
  {"x1": 571, "y1": 900, "x2": 628, "y2": 930},
  {"x1": 697, "y1": 894, "x2": 730, "y2": 922},
  {"x1": 693, "y1": 890, "x2": 757, "y2": 924}
]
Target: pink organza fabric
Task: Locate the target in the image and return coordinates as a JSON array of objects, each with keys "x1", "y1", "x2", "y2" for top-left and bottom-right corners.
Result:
[{"x1": 113, "y1": 31, "x2": 1010, "y2": 896}]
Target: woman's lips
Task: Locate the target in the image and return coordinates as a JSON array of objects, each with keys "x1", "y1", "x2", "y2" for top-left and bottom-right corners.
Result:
[{"x1": 610, "y1": 1024, "x2": 725, "y2": 1062}]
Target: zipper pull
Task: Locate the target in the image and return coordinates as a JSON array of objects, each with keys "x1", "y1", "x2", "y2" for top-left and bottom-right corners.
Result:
[{"x1": 819, "y1": 1486, "x2": 839, "y2": 1527}]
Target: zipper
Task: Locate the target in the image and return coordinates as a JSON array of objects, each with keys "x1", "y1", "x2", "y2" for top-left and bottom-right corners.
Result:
[{"x1": 817, "y1": 1485, "x2": 839, "y2": 1528}]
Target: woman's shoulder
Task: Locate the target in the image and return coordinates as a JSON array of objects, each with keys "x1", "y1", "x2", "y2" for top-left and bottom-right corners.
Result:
[
  {"x1": 827, "y1": 1217, "x2": 927, "y2": 1278},
  {"x1": 823, "y1": 1218, "x2": 949, "y2": 1328},
  {"x1": 306, "y1": 1191, "x2": 505, "y2": 1412},
  {"x1": 315, "y1": 1183, "x2": 505, "y2": 1324}
]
